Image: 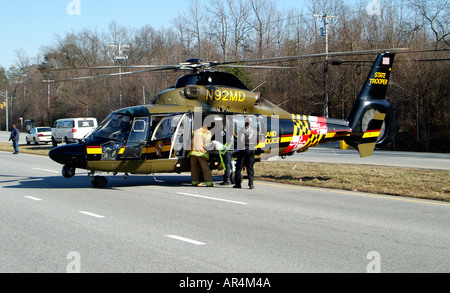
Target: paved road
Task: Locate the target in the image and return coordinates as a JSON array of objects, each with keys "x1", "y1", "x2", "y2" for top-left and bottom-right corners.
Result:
[
  {"x1": 1, "y1": 151, "x2": 449, "y2": 273},
  {"x1": 0, "y1": 131, "x2": 26, "y2": 145},
  {"x1": 279, "y1": 146, "x2": 450, "y2": 171}
]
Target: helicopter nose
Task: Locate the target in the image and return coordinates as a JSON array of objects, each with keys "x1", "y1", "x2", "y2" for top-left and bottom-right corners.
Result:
[{"x1": 49, "y1": 144, "x2": 87, "y2": 169}]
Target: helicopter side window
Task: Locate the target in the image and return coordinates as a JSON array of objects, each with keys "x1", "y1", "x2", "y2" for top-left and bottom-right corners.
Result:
[
  {"x1": 93, "y1": 114, "x2": 131, "y2": 141},
  {"x1": 151, "y1": 115, "x2": 182, "y2": 141},
  {"x1": 171, "y1": 114, "x2": 190, "y2": 158}
]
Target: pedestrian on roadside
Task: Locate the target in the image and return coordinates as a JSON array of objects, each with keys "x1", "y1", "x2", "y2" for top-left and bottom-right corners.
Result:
[{"x1": 9, "y1": 123, "x2": 20, "y2": 155}]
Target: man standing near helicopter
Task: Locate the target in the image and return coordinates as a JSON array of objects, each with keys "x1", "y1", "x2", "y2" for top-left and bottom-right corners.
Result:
[
  {"x1": 189, "y1": 125, "x2": 214, "y2": 187},
  {"x1": 234, "y1": 117, "x2": 257, "y2": 189}
]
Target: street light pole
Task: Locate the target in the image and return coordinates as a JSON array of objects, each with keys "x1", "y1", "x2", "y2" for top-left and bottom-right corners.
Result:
[
  {"x1": 314, "y1": 13, "x2": 338, "y2": 118},
  {"x1": 43, "y1": 80, "x2": 54, "y2": 110}
]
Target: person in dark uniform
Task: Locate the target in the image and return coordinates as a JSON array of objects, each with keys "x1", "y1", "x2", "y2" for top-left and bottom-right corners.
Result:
[
  {"x1": 233, "y1": 117, "x2": 257, "y2": 189},
  {"x1": 9, "y1": 124, "x2": 20, "y2": 154}
]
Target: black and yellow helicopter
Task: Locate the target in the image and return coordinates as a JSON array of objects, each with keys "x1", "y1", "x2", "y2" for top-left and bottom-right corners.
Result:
[{"x1": 47, "y1": 50, "x2": 402, "y2": 188}]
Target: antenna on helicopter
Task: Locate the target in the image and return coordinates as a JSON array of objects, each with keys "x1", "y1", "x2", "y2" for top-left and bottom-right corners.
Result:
[{"x1": 252, "y1": 81, "x2": 266, "y2": 92}]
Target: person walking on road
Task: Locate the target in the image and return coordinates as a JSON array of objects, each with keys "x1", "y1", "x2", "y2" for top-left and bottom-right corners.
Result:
[
  {"x1": 9, "y1": 124, "x2": 20, "y2": 155},
  {"x1": 189, "y1": 126, "x2": 214, "y2": 187}
]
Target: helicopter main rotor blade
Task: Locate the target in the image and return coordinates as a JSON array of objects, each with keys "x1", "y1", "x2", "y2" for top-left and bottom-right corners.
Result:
[
  {"x1": 44, "y1": 67, "x2": 177, "y2": 83},
  {"x1": 219, "y1": 48, "x2": 410, "y2": 65},
  {"x1": 41, "y1": 48, "x2": 409, "y2": 83},
  {"x1": 217, "y1": 64, "x2": 293, "y2": 69},
  {"x1": 41, "y1": 65, "x2": 178, "y2": 72}
]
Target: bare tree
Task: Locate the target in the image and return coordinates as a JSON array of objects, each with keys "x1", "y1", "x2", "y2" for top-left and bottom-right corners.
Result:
[
  {"x1": 208, "y1": 0, "x2": 229, "y2": 60},
  {"x1": 410, "y1": 0, "x2": 450, "y2": 48},
  {"x1": 249, "y1": 0, "x2": 278, "y2": 58},
  {"x1": 227, "y1": 0, "x2": 251, "y2": 59}
]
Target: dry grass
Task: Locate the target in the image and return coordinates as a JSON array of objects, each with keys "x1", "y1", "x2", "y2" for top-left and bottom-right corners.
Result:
[
  {"x1": 255, "y1": 161, "x2": 450, "y2": 202},
  {"x1": 1, "y1": 142, "x2": 448, "y2": 202},
  {"x1": 0, "y1": 142, "x2": 52, "y2": 156}
]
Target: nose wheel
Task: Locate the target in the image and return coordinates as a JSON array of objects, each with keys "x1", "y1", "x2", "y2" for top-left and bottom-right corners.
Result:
[{"x1": 62, "y1": 165, "x2": 76, "y2": 178}]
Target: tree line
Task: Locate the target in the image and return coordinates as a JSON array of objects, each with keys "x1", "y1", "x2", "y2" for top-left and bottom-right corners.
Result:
[{"x1": 0, "y1": 0, "x2": 448, "y2": 152}]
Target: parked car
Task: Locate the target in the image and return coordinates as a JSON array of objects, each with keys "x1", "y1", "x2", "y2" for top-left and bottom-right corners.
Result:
[
  {"x1": 52, "y1": 118, "x2": 98, "y2": 147},
  {"x1": 26, "y1": 127, "x2": 52, "y2": 145}
]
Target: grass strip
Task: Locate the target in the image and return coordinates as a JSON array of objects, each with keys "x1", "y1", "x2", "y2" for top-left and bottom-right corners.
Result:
[{"x1": 255, "y1": 161, "x2": 450, "y2": 202}]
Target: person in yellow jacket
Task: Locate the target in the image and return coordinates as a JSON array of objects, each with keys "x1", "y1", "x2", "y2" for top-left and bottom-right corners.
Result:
[{"x1": 189, "y1": 126, "x2": 214, "y2": 187}]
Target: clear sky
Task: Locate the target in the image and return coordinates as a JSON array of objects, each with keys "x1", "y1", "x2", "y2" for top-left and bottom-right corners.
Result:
[
  {"x1": 0, "y1": 0, "x2": 362, "y2": 70},
  {"x1": 0, "y1": 0, "x2": 184, "y2": 68}
]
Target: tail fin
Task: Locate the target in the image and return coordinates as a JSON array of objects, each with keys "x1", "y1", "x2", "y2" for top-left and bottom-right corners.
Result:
[{"x1": 345, "y1": 52, "x2": 398, "y2": 155}]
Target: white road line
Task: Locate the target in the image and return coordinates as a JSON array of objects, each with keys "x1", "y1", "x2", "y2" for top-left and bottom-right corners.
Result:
[
  {"x1": 25, "y1": 196, "x2": 42, "y2": 201},
  {"x1": 165, "y1": 235, "x2": 206, "y2": 246},
  {"x1": 78, "y1": 211, "x2": 105, "y2": 219},
  {"x1": 176, "y1": 192, "x2": 248, "y2": 205},
  {"x1": 33, "y1": 168, "x2": 60, "y2": 174}
]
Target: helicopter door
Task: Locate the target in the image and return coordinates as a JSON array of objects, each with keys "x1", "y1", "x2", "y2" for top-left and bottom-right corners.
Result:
[
  {"x1": 121, "y1": 117, "x2": 150, "y2": 159},
  {"x1": 169, "y1": 114, "x2": 190, "y2": 158},
  {"x1": 148, "y1": 114, "x2": 183, "y2": 159}
]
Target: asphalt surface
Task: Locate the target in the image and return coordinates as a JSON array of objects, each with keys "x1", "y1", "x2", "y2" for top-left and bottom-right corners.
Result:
[
  {"x1": 0, "y1": 149, "x2": 449, "y2": 273},
  {"x1": 279, "y1": 145, "x2": 450, "y2": 171}
]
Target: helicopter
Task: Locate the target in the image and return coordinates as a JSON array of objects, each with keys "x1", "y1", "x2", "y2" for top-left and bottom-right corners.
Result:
[{"x1": 46, "y1": 50, "x2": 402, "y2": 188}]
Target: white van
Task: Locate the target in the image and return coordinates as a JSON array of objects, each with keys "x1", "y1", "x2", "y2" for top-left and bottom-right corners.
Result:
[{"x1": 52, "y1": 118, "x2": 98, "y2": 147}]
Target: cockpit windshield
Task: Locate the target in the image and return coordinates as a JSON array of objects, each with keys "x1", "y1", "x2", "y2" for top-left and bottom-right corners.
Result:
[{"x1": 92, "y1": 114, "x2": 131, "y2": 141}]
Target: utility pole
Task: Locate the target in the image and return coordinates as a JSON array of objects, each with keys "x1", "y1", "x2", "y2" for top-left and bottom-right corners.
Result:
[
  {"x1": 108, "y1": 44, "x2": 130, "y2": 108},
  {"x1": 43, "y1": 80, "x2": 54, "y2": 111},
  {"x1": 314, "y1": 13, "x2": 338, "y2": 118}
]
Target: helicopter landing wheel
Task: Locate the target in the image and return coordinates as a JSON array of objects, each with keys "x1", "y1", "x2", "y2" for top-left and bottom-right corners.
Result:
[
  {"x1": 62, "y1": 165, "x2": 76, "y2": 178},
  {"x1": 92, "y1": 176, "x2": 108, "y2": 189}
]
